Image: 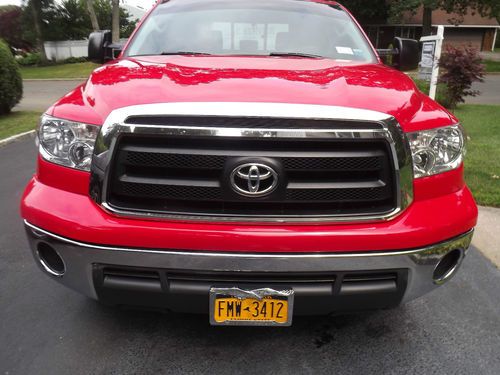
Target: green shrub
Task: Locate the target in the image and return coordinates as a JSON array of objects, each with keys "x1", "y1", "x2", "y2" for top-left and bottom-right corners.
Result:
[
  {"x1": 63, "y1": 56, "x2": 88, "y2": 64},
  {"x1": 0, "y1": 39, "x2": 23, "y2": 115},
  {"x1": 16, "y1": 52, "x2": 41, "y2": 66},
  {"x1": 17, "y1": 54, "x2": 87, "y2": 66},
  {"x1": 413, "y1": 78, "x2": 453, "y2": 109}
]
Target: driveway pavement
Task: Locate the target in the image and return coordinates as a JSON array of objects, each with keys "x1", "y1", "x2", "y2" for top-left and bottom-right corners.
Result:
[
  {"x1": 16, "y1": 80, "x2": 85, "y2": 112},
  {"x1": 1, "y1": 136, "x2": 500, "y2": 374},
  {"x1": 467, "y1": 75, "x2": 500, "y2": 105}
]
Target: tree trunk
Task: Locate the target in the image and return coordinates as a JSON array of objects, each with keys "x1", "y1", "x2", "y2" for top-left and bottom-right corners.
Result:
[
  {"x1": 86, "y1": 0, "x2": 100, "y2": 31},
  {"x1": 422, "y1": 6, "x2": 433, "y2": 36},
  {"x1": 111, "y1": 0, "x2": 120, "y2": 43},
  {"x1": 30, "y1": 0, "x2": 47, "y2": 64}
]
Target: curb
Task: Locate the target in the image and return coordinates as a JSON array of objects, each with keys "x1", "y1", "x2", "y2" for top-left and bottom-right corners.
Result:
[
  {"x1": 0, "y1": 130, "x2": 36, "y2": 147},
  {"x1": 23, "y1": 78, "x2": 87, "y2": 82}
]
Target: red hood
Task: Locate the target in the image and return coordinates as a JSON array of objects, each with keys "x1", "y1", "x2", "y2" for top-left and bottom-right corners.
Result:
[{"x1": 49, "y1": 56, "x2": 454, "y2": 132}]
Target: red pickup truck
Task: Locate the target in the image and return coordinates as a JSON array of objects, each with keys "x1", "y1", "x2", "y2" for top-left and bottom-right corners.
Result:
[{"x1": 21, "y1": 0, "x2": 477, "y2": 326}]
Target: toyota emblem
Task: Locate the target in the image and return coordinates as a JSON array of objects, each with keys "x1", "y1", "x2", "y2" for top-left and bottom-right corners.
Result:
[{"x1": 230, "y1": 163, "x2": 278, "y2": 197}]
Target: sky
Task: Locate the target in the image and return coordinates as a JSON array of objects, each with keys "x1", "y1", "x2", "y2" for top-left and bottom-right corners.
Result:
[
  {"x1": 0, "y1": 0, "x2": 157, "y2": 9},
  {"x1": 0, "y1": 0, "x2": 21, "y2": 5}
]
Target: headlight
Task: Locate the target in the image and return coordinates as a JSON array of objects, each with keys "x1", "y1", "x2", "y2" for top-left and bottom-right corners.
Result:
[
  {"x1": 38, "y1": 115, "x2": 100, "y2": 171},
  {"x1": 408, "y1": 124, "x2": 465, "y2": 178}
]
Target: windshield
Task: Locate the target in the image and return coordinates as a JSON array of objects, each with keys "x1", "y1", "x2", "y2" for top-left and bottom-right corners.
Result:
[{"x1": 125, "y1": 0, "x2": 376, "y2": 62}]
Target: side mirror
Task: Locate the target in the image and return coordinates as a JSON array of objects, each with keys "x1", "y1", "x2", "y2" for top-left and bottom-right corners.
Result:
[
  {"x1": 392, "y1": 37, "x2": 419, "y2": 71},
  {"x1": 377, "y1": 37, "x2": 420, "y2": 71},
  {"x1": 88, "y1": 30, "x2": 111, "y2": 63},
  {"x1": 88, "y1": 30, "x2": 123, "y2": 63}
]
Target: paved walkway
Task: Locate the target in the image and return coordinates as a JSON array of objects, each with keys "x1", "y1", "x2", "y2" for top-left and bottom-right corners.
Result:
[
  {"x1": 475, "y1": 206, "x2": 500, "y2": 267},
  {"x1": 480, "y1": 52, "x2": 500, "y2": 61}
]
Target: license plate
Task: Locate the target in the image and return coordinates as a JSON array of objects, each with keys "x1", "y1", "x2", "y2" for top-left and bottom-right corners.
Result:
[{"x1": 209, "y1": 287, "x2": 294, "y2": 326}]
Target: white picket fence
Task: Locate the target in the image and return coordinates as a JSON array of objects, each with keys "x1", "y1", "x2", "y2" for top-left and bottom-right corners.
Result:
[
  {"x1": 44, "y1": 40, "x2": 88, "y2": 61},
  {"x1": 44, "y1": 39, "x2": 129, "y2": 61}
]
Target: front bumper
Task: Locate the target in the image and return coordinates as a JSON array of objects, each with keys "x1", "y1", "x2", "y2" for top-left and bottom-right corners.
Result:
[
  {"x1": 25, "y1": 221, "x2": 473, "y2": 315},
  {"x1": 21, "y1": 174, "x2": 478, "y2": 253}
]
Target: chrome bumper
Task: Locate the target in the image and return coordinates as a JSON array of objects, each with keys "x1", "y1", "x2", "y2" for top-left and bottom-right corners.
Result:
[{"x1": 24, "y1": 221, "x2": 473, "y2": 312}]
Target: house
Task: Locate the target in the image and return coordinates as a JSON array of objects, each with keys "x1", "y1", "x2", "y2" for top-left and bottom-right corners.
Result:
[{"x1": 365, "y1": 7, "x2": 499, "y2": 51}]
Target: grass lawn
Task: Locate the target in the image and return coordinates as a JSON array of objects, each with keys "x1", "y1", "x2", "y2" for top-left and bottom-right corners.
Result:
[
  {"x1": 20, "y1": 62, "x2": 99, "y2": 80},
  {"x1": 0, "y1": 111, "x2": 40, "y2": 140},
  {"x1": 453, "y1": 105, "x2": 500, "y2": 207},
  {"x1": 483, "y1": 59, "x2": 500, "y2": 73}
]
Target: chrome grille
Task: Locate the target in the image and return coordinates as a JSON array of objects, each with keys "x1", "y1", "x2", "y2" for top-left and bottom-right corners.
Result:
[
  {"x1": 89, "y1": 102, "x2": 413, "y2": 222},
  {"x1": 104, "y1": 129, "x2": 396, "y2": 217}
]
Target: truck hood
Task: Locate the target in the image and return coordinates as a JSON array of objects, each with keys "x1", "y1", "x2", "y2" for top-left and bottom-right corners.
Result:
[{"x1": 50, "y1": 56, "x2": 454, "y2": 132}]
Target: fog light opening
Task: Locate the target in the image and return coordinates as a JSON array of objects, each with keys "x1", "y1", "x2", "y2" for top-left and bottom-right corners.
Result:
[
  {"x1": 433, "y1": 249, "x2": 464, "y2": 285},
  {"x1": 36, "y1": 242, "x2": 65, "y2": 277}
]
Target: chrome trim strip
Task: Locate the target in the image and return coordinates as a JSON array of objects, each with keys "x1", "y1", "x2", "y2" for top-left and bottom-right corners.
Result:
[
  {"x1": 25, "y1": 220, "x2": 472, "y2": 259},
  {"x1": 108, "y1": 102, "x2": 394, "y2": 123},
  {"x1": 89, "y1": 102, "x2": 414, "y2": 223}
]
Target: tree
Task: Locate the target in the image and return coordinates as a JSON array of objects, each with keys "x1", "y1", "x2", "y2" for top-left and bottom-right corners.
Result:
[
  {"x1": 86, "y1": 0, "x2": 99, "y2": 31},
  {"x1": 341, "y1": 0, "x2": 389, "y2": 24},
  {"x1": 390, "y1": 1, "x2": 499, "y2": 36},
  {"x1": 111, "y1": 0, "x2": 119, "y2": 42},
  {"x1": 0, "y1": 6, "x2": 29, "y2": 50},
  {"x1": 29, "y1": 0, "x2": 48, "y2": 63},
  {"x1": 44, "y1": 0, "x2": 93, "y2": 41},
  {"x1": 21, "y1": 0, "x2": 137, "y2": 44}
]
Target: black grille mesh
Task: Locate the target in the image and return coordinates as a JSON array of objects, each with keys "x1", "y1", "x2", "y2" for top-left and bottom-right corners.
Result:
[
  {"x1": 119, "y1": 182, "x2": 223, "y2": 201},
  {"x1": 125, "y1": 152, "x2": 226, "y2": 169},
  {"x1": 107, "y1": 130, "x2": 396, "y2": 218},
  {"x1": 124, "y1": 115, "x2": 383, "y2": 129},
  {"x1": 282, "y1": 157, "x2": 382, "y2": 171},
  {"x1": 286, "y1": 188, "x2": 386, "y2": 202},
  {"x1": 125, "y1": 151, "x2": 382, "y2": 171}
]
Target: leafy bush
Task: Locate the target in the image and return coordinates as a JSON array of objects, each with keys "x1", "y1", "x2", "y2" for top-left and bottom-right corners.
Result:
[
  {"x1": 413, "y1": 79, "x2": 453, "y2": 109},
  {"x1": 63, "y1": 56, "x2": 88, "y2": 64},
  {"x1": 17, "y1": 52, "x2": 41, "y2": 66},
  {"x1": 439, "y1": 46, "x2": 485, "y2": 109},
  {"x1": 0, "y1": 39, "x2": 23, "y2": 115}
]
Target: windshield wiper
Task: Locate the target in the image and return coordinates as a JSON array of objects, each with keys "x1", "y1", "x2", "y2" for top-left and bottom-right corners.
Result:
[
  {"x1": 269, "y1": 52, "x2": 323, "y2": 59},
  {"x1": 160, "y1": 51, "x2": 213, "y2": 56}
]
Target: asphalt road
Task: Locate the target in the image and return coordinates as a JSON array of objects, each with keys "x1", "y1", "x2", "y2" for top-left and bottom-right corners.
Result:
[{"x1": 1, "y1": 136, "x2": 500, "y2": 374}]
